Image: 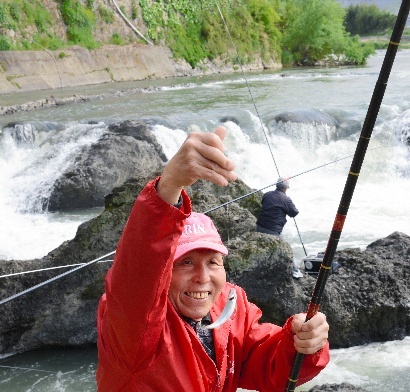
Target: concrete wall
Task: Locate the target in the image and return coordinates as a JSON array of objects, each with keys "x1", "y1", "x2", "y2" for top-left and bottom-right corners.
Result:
[{"x1": 0, "y1": 44, "x2": 178, "y2": 95}]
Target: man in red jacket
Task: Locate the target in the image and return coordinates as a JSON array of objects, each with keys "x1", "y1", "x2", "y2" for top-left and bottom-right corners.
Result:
[{"x1": 97, "y1": 127, "x2": 330, "y2": 391}]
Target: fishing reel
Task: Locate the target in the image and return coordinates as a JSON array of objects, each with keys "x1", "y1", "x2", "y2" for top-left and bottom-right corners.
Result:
[{"x1": 302, "y1": 252, "x2": 340, "y2": 276}]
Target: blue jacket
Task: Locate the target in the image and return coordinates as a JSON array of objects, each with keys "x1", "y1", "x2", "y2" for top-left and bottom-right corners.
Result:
[{"x1": 256, "y1": 189, "x2": 299, "y2": 235}]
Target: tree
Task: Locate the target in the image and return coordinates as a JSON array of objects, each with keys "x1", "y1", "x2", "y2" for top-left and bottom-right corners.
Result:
[
  {"x1": 345, "y1": 4, "x2": 396, "y2": 36},
  {"x1": 279, "y1": 0, "x2": 374, "y2": 65}
]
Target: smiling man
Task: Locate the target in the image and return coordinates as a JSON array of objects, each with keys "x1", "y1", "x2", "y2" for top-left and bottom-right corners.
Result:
[
  {"x1": 96, "y1": 127, "x2": 330, "y2": 391},
  {"x1": 169, "y1": 215, "x2": 228, "y2": 322}
]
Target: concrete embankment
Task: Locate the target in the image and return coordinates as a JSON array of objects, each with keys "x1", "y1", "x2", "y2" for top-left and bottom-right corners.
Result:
[
  {"x1": 0, "y1": 44, "x2": 179, "y2": 95},
  {"x1": 0, "y1": 44, "x2": 280, "y2": 114}
]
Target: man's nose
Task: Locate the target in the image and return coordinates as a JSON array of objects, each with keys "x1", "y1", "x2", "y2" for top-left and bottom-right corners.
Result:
[{"x1": 193, "y1": 263, "x2": 210, "y2": 283}]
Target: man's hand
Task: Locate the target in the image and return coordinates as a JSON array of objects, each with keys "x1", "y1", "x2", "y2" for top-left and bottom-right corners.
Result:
[
  {"x1": 157, "y1": 126, "x2": 237, "y2": 204},
  {"x1": 291, "y1": 312, "x2": 329, "y2": 355}
]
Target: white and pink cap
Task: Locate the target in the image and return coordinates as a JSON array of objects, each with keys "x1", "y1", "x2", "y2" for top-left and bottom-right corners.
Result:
[{"x1": 174, "y1": 213, "x2": 228, "y2": 261}]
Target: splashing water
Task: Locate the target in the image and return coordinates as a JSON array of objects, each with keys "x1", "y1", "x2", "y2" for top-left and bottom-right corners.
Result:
[{"x1": 0, "y1": 122, "x2": 106, "y2": 260}]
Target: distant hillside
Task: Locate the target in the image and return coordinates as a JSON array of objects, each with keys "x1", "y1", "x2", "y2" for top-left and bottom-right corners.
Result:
[{"x1": 337, "y1": 0, "x2": 402, "y2": 13}]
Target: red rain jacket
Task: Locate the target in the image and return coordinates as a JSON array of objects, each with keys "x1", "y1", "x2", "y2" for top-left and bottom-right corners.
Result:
[{"x1": 96, "y1": 178, "x2": 329, "y2": 391}]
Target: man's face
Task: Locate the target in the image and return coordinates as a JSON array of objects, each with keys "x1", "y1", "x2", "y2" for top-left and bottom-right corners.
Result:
[{"x1": 169, "y1": 249, "x2": 226, "y2": 321}]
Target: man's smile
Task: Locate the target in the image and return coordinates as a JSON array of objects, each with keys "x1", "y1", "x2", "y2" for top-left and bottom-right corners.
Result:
[{"x1": 185, "y1": 291, "x2": 210, "y2": 299}]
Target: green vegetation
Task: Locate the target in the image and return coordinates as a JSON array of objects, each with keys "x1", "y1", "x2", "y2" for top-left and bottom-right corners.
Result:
[
  {"x1": 0, "y1": 35, "x2": 13, "y2": 50},
  {"x1": 131, "y1": 0, "x2": 138, "y2": 20},
  {"x1": 60, "y1": 0, "x2": 99, "y2": 49},
  {"x1": 31, "y1": 34, "x2": 66, "y2": 50},
  {"x1": 98, "y1": 4, "x2": 115, "y2": 24},
  {"x1": 119, "y1": 5, "x2": 126, "y2": 16},
  {"x1": 343, "y1": 6, "x2": 410, "y2": 50},
  {"x1": 0, "y1": 0, "x2": 63, "y2": 50},
  {"x1": 138, "y1": 0, "x2": 374, "y2": 67},
  {"x1": 0, "y1": 0, "x2": 379, "y2": 67},
  {"x1": 345, "y1": 4, "x2": 396, "y2": 36},
  {"x1": 0, "y1": 0, "x2": 53, "y2": 31},
  {"x1": 139, "y1": 0, "x2": 281, "y2": 67},
  {"x1": 110, "y1": 32, "x2": 124, "y2": 45},
  {"x1": 278, "y1": 0, "x2": 374, "y2": 65},
  {"x1": 6, "y1": 74, "x2": 21, "y2": 89}
]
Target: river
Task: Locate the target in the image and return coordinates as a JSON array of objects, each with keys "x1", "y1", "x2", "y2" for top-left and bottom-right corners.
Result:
[{"x1": 0, "y1": 49, "x2": 409, "y2": 390}]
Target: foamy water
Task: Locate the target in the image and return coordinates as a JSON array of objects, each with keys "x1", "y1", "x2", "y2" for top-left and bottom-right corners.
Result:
[{"x1": 0, "y1": 122, "x2": 106, "y2": 260}]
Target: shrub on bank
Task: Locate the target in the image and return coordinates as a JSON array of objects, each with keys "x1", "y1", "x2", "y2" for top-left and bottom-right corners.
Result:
[
  {"x1": 279, "y1": 0, "x2": 375, "y2": 66},
  {"x1": 345, "y1": 4, "x2": 396, "y2": 36}
]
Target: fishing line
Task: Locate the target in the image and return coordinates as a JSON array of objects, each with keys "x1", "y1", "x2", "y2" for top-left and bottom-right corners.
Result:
[
  {"x1": 0, "y1": 259, "x2": 114, "y2": 279},
  {"x1": 215, "y1": 2, "x2": 279, "y2": 175},
  {"x1": 0, "y1": 251, "x2": 115, "y2": 306},
  {"x1": 0, "y1": 364, "x2": 57, "y2": 374},
  {"x1": 204, "y1": 146, "x2": 388, "y2": 214},
  {"x1": 215, "y1": 1, "x2": 308, "y2": 254}
]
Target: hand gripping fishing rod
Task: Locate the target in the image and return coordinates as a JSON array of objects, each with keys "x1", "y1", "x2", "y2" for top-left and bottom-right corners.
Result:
[{"x1": 285, "y1": 1, "x2": 410, "y2": 391}]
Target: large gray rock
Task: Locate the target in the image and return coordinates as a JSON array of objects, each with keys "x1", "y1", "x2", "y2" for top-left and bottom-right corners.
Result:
[
  {"x1": 47, "y1": 120, "x2": 166, "y2": 210},
  {"x1": 272, "y1": 109, "x2": 339, "y2": 148},
  {"x1": 320, "y1": 231, "x2": 410, "y2": 348},
  {"x1": 225, "y1": 230, "x2": 410, "y2": 348}
]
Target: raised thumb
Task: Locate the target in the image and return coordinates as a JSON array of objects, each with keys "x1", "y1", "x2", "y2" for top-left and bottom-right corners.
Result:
[{"x1": 214, "y1": 126, "x2": 226, "y2": 141}]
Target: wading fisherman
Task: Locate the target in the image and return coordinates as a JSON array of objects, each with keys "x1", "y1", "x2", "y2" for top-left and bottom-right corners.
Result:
[
  {"x1": 256, "y1": 178, "x2": 304, "y2": 278},
  {"x1": 96, "y1": 127, "x2": 329, "y2": 391}
]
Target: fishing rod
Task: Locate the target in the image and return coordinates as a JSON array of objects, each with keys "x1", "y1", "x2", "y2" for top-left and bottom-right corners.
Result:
[
  {"x1": 215, "y1": 1, "x2": 308, "y2": 256},
  {"x1": 285, "y1": 1, "x2": 410, "y2": 391}
]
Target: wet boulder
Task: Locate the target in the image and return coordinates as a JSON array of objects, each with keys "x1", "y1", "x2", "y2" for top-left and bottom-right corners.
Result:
[
  {"x1": 47, "y1": 120, "x2": 166, "y2": 211},
  {"x1": 3, "y1": 122, "x2": 37, "y2": 145},
  {"x1": 312, "y1": 231, "x2": 410, "y2": 348},
  {"x1": 272, "y1": 109, "x2": 339, "y2": 148}
]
